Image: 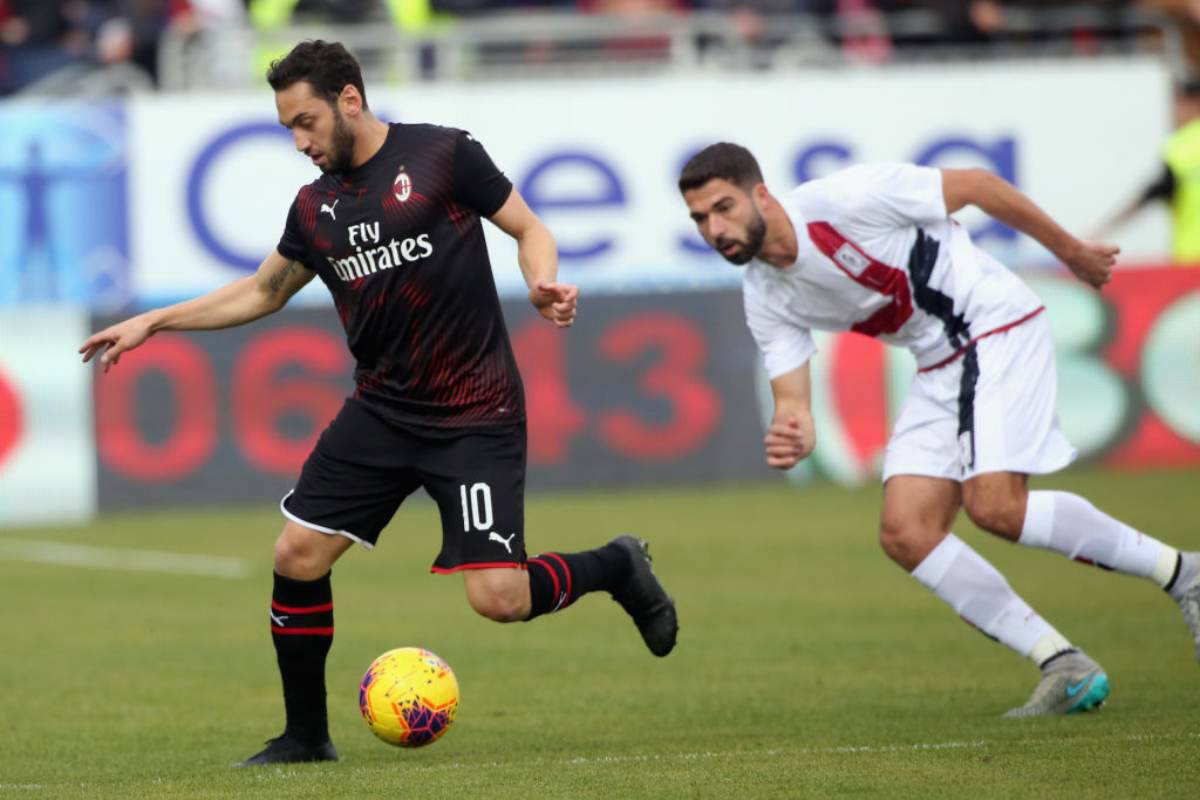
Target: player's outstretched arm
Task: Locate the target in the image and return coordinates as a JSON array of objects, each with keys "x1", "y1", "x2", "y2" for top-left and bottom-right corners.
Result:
[
  {"x1": 488, "y1": 188, "x2": 577, "y2": 327},
  {"x1": 940, "y1": 168, "x2": 1118, "y2": 289},
  {"x1": 79, "y1": 250, "x2": 314, "y2": 372},
  {"x1": 764, "y1": 362, "x2": 816, "y2": 470}
]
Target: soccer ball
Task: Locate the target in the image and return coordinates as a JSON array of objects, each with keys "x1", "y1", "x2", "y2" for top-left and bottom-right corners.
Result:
[{"x1": 358, "y1": 647, "x2": 459, "y2": 748}]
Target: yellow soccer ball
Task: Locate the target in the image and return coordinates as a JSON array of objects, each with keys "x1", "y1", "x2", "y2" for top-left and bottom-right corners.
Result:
[{"x1": 358, "y1": 647, "x2": 459, "y2": 748}]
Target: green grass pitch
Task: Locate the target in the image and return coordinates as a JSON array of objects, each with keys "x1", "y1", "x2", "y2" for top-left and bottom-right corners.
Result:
[{"x1": 1, "y1": 468, "x2": 1198, "y2": 798}]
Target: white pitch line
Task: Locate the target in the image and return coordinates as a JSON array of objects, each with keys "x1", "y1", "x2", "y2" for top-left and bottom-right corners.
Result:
[
  {"x1": 336, "y1": 731, "x2": 1200, "y2": 778},
  {"x1": 0, "y1": 538, "x2": 252, "y2": 579}
]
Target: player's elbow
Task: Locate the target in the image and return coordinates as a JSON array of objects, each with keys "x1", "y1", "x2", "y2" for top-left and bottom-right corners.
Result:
[{"x1": 518, "y1": 218, "x2": 556, "y2": 252}]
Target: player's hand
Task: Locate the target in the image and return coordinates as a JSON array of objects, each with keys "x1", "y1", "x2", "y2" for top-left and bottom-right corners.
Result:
[
  {"x1": 764, "y1": 416, "x2": 813, "y2": 470},
  {"x1": 79, "y1": 315, "x2": 154, "y2": 373},
  {"x1": 1061, "y1": 240, "x2": 1119, "y2": 290},
  {"x1": 530, "y1": 282, "x2": 578, "y2": 328}
]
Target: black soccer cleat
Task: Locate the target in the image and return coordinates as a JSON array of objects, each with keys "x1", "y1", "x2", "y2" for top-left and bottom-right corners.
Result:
[
  {"x1": 235, "y1": 733, "x2": 339, "y2": 767},
  {"x1": 609, "y1": 535, "x2": 678, "y2": 657}
]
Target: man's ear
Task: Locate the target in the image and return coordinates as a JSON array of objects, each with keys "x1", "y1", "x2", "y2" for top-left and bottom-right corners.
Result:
[
  {"x1": 751, "y1": 182, "x2": 772, "y2": 211},
  {"x1": 339, "y1": 85, "x2": 363, "y2": 117}
]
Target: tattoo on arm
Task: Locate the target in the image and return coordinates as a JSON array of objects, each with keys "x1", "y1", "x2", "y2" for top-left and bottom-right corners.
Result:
[{"x1": 268, "y1": 261, "x2": 298, "y2": 295}]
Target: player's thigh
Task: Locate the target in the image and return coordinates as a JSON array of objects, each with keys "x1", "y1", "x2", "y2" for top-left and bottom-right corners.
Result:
[
  {"x1": 880, "y1": 475, "x2": 962, "y2": 570},
  {"x1": 419, "y1": 424, "x2": 528, "y2": 574},
  {"x1": 283, "y1": 399, "x2": 423, "y2": 551}
]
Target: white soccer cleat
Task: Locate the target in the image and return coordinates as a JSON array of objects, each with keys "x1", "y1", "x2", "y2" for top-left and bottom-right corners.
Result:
[
  {"x1": 1170, "y1": 552, "x2": 1200, "y2": 663},
  {"x1": 1003, "y1": 651, "x2": 1109, "y2": 719}
]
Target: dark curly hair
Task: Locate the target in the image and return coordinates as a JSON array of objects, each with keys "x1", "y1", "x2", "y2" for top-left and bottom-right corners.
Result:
[
  {"x1": 678, "y1": 142, "x2": 764, "y2": 194},
  {"x1": 266, "y1": 40, "x2": 368, "y2": 109}
]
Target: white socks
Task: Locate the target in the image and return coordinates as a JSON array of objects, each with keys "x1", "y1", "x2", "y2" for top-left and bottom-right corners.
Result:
[
  {"x1": 1019, "y1": 491, "x2": 1179, "y2": 588},
  {"x1": 912, "y1": 534, "x2": 1073, "y2": 665}
]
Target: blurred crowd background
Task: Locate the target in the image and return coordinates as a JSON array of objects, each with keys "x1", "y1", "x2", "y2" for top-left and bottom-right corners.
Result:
[{"x1": 3, "y1": 1, "x2": 1200, "y2": 93}]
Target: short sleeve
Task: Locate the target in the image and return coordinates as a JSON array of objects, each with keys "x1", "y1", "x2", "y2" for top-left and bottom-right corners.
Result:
[
  {"x1": 831, "y1": 163, "x2": 948, "y2": 227},
  {"x1": 744, "y1": 277, "x2": 817, "y2": 379},
  {"x1": 452, "y1": 130, "x2": 513, "y2": 217},
  {"x1": 276, "y1": 197, "x2": 308, "y2": 262}
]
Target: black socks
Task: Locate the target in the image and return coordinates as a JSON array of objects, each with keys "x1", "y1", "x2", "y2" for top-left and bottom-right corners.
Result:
[
  {"x1": 270, "y1": 571, "x2": 334, "y2": 745},
  {"x1": 526, "y1": 543, "x2": 630, "y2": 620}
]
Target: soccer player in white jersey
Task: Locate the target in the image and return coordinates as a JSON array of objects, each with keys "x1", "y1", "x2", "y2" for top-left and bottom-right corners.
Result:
[{"x1": 679, "y1": 142, "x2": 1200, "y2": 717}]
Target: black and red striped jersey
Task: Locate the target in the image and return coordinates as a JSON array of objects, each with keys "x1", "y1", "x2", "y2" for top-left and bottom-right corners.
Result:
[{"x1": 277, "y1": 123, "x2": 523, "y2": 432}]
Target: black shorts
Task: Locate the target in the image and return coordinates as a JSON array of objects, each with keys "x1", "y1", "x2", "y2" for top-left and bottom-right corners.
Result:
[{"x1": 282, "y1": 398, "x2": 527, "y2": 573}]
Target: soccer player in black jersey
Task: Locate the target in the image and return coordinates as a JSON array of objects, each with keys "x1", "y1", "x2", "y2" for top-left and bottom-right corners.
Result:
[{"x1": 80, "y1": 40, "x2": 678, "y2": 766}]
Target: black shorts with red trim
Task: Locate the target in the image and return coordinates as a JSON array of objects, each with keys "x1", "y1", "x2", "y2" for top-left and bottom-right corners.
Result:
[{"x1": 282, "y1": 398, "x2": 527, "y2": 573}]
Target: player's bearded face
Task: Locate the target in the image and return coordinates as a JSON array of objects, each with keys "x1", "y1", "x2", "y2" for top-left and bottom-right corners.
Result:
[
  {"x1": 714, "y1": 206, "x2": 767, "y2": 266},
  {"x1": 324, "y1": 107, "x2": 357, "y2": 174}
]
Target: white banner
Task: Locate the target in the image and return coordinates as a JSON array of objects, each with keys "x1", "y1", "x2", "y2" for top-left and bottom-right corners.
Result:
[
  {"x1": 129, "y1": 57, "x2": 1171, "y2": 305},
  {"x1": 0, "y1": 309, "x2": 96, "y2": 525}
]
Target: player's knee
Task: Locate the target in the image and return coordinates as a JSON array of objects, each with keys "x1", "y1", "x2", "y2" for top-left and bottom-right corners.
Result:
[
  {"x1": 878, "y1": 517, "x2": 918, "y2": 565},
  {"x1": 273, "y1": 532, "x2": 327, "y2": 580},
  {"x1": 465, "y1": 571, "x2": 530, "y2": 623}
]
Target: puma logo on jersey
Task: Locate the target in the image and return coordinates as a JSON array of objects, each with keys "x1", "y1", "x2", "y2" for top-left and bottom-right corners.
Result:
[
  {"x1": 833, "y1": 242, "x2": 871, "y2": 277},
  {"x1": 320, "y1": 199, "x2": 339, "y2": 220},
  {"x1": 488, "y1": 531, "x2": 517, "y2": 554}
]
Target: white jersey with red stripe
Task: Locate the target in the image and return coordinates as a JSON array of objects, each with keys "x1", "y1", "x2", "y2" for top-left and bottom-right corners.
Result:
[{"x1": 744, "y1": 163, "x2": 1044, "y2": 378}]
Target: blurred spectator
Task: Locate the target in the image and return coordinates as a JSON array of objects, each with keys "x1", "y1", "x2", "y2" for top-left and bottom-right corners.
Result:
[
  {"x1": 1096, "y1": 77, "x2": 1200, "y2": 265},
  {"x1": 0, "y1": 0, "x2": 197, "y2": 93},
  {"x1": 249, "y1": 0, "x2": 452, "y2": 79},
  {"x1": 578, "y1": 0, "x2": 685, "y2": 61},
  {"x1": 1139, "y1": 0, "x2": 1200, "y2": 71},
  {"x1": 92, "y1": 1, "x2": 197, "y2": 83},
  {"x1": 891, "y1": 1, "x2": 1134, "y2": 53},
  {"x1": 0, "y1": 1, "x2": 92, "y2": 94}
]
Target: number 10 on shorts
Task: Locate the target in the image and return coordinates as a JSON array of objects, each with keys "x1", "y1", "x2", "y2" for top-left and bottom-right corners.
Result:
[{"x1": 459, "y1": 483, "x2": 494, "y2": 532}]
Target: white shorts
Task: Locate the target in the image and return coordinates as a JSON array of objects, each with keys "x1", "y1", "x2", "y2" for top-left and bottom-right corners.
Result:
[{"x1": 881, "y1": 312, "x2": 1077, "y2": 484}]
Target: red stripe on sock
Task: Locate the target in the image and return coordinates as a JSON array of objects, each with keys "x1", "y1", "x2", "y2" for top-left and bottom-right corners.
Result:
[
  {"x1": 528, "y1": 558, "x2": 560, "y2": 602},
  {"x1": 544, "y1": 553, "x2": 573, "y2": 603},
  {"x1": 271, "y1": 626, "x2": 334, "y2": 636},
  {"x1": 271, "y1": 601, "x2": 334, "y2": 614}
]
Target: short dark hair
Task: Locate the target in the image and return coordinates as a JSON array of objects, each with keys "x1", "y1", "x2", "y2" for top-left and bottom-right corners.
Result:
[
  {"x1": 267, "y1": 40, "x2": 368, "y2": 109},
  {"x1": 678, "y1": 142, "x2": 764, "y2": 193}
]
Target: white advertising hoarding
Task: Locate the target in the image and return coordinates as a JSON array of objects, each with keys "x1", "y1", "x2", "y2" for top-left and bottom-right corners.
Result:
[{"x1": 129, "y1": 57, "x2": 1172, "y2": 305}]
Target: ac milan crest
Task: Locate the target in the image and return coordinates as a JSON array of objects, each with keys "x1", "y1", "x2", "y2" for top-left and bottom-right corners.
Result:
[{"x1": 394, "y1": 168, "x2": 412, "y2": 203}]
